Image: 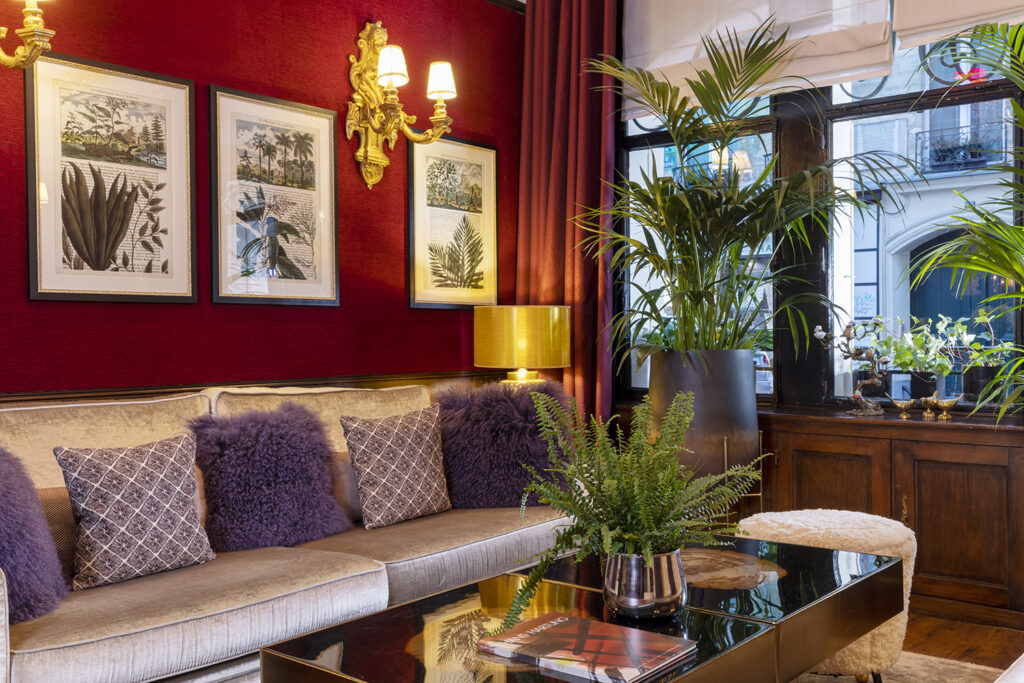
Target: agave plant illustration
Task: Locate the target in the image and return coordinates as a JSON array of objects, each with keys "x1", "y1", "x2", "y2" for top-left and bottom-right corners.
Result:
[
  {"x1": 235, "y1": 186, "x2": 305, "y2": 280},
  {"x1": 61, "y1": 162, "x2": 140, "y2": 271},
  {"x1": 428, "y1": 215, "x2": 484, "y2": 289}
]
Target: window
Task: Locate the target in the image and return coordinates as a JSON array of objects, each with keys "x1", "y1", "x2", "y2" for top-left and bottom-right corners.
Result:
[
  {"x1": 622, "y1": 132, "x2": 775, "y2": 393},
  {"x1": 830, "y1": 59, "x2": 1016, "y2": 399},
  {"x1": 614, "y1": 38, "x2": 1022, "y2": 406}
]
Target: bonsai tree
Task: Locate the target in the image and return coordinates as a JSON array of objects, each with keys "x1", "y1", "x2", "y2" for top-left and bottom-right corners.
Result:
[
  {"x1": 495, "y1": 391, "x2": 760, "y2": 632},
  {"x1": 580, "y1": 19, "x2": 912, "y2": 366}
]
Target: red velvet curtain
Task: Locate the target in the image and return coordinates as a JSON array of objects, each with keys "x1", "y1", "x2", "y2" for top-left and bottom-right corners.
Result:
[{"x1": 516, "y1": 0, "x2": 619, "y2": 419}]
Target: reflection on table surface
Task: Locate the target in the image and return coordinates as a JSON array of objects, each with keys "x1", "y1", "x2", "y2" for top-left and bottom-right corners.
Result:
[
  {"x1": 538, "y1": 536, "x2": 899, "y2": 623},
  {"x1": 269, "y1": 572, "x2": 769, "y2": 682}
]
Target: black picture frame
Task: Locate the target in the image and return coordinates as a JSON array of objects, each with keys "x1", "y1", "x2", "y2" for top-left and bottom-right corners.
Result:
[
  {"x1": 407, "y1": 133, "x2": 498, "y2": 310},
  {"x1": 26, "y1": 53, "x2": 197, "y2": 303},
  {"x1": 209, "y1": 85, "x2": 339, "y2": 306}
]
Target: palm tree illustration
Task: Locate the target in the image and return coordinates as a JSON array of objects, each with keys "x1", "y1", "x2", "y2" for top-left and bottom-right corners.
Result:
[
  {"x1": 235, "y1": 186, "x2": 305, "y2": 280},
  {"x1": 252, "y1": 132, "x2": 269, "y2": 183},
  {"x1": 274, "y1": 131, "x2": 293, "y2": 186},
  {"x1": 264, "y1": 144, "x2": 278, "y2": 184},
  {"x1": 292, "y1": 132, "x2": 314, "y2": 189},
  {"x1": 239, "y1": 149, "x2": 254, "y2": 179}
]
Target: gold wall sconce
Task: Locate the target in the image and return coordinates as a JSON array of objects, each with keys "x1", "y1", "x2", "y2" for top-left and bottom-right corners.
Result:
[
  {"x1": 345, "y1": 21, "x2": 456, "y2": 189},
  {"x1": 1, "y1": 0, "x2": 54, "y2": 70}
]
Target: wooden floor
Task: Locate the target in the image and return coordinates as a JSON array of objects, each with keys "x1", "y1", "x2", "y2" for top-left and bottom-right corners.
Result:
[{"x1": 905, "y1": 612, "x2": 1024, "y2": 670}]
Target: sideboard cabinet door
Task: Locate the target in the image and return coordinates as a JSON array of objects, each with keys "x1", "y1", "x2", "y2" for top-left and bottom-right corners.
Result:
[
  {"x1": 774, "y1": 432, "x2": 891, "y2": 516},
  {"x1": 894, "y1": 441, "x2": 1024, "y2": 610}
]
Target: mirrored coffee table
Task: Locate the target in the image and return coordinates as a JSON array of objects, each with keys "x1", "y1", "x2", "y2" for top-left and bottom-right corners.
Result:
[{"x1": 261, "y1": 535, "x2": 902, "y2": 682}]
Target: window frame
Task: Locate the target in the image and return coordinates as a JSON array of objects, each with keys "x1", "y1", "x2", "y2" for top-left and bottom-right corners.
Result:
[{"x1": 613, "y1": 77, "x2": 1024, "y2": 408}]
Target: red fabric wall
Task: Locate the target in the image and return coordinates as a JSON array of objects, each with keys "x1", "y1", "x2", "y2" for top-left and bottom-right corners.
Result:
[{"x1": 0, "y1": 0, "x2": 524, "y2": 394}]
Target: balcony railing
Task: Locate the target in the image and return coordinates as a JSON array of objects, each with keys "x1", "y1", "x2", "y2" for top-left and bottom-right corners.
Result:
[{"x1": 915, "y1": 121, "x2": 1008, "y2": 173}]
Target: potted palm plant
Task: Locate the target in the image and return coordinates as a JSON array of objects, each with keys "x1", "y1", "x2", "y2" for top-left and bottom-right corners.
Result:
[
  {"x1": 494, "y1": 391, "x2": 760, "y2": 632},
  {"x1": 581, "y1": 20, "x2": 909, "y2": 473}
]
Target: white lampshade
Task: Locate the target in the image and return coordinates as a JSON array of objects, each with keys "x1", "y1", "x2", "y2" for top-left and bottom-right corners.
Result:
[
  {"x1": 731, "y1": 150, "x2": 751, "y2": 172},
  {"x1": 426, "y1": 61, "x2": 456, "y2": 100},
  {"x1": 376, "y1": 45, "x2": 409, "y2": 89}
]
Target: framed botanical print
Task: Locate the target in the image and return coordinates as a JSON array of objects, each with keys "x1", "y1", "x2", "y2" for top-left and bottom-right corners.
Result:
[
  {"x1": 408, "y1": 135, "x2": 497, "y2": 309},
  {"x1": 210, "y1": 86, "x2": 338, "y2": 306},
  {"x1": 26, "y1": 54, "x2": 196, "y2": 302}
]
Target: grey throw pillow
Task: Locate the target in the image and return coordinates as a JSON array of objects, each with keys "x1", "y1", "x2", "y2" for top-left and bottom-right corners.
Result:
[
  {"x1": 54, "y1": 434, "x2": 215, "y2": 590},
  {"x1": 341, "y1": 404, "x2": 452, "y2": 530}
]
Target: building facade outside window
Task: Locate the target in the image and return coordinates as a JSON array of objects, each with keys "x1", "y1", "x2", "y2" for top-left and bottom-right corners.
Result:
[{"x1": 830, "y1": 45, "x2": 1016, "y2": 399}]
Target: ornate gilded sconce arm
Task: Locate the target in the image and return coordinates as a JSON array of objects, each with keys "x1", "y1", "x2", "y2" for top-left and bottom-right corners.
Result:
[
  {"x1": 345, "y1": 21, "x2": 456, "y2": 189},
  {"x1": 0, "y1": 6, "x2": 54, "y2": 70},
  {"x1": 400, "y1": 102, "x2": 452, "y2": 145}
]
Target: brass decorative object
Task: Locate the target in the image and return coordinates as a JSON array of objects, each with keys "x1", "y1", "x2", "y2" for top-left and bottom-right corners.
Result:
[
  {"x1": 345, "y1": 21, "x2": 455, "y2": 189},
  {"x1": 920, "y1": 394, "x2": 939, "y2": 421},
  {"x1": 888, "y1": 397, "x2": 915, "y2": 420},
  {"x1": 936, "y1": 395, "x2": 962, "y2": 422},
  {"x1": 0, "y1": 1, "x2": 54, "y2": 70}
]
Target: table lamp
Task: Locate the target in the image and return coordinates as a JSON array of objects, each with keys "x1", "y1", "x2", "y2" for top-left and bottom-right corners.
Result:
[{"x1": 474, "y1": 305, "x2": 570, "y2": 383}]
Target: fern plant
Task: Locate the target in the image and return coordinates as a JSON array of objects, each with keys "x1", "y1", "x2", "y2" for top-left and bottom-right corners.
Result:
[
  {"x1": 496, "y1": 391, "x2": 761, "y2": 632},
  {"x1": 428, "y1": 215, "x2": 484, "y2": 289}
]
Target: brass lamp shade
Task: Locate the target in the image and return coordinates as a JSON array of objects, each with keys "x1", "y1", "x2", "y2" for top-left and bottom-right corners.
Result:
[{"x1": 474, "y1": 306, "x2": 571, "y2": 375}]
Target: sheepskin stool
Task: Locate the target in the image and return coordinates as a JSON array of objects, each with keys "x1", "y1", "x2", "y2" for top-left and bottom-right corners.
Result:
[{"x1": 738, "y1": 509, "x2": 916, "y2": 683}]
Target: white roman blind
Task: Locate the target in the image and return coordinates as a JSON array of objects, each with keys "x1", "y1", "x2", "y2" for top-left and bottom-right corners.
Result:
[
  {"x1": 893, "y1": 0, "x2": 1024, "y2": 48},
  {"x1": 624, "y1": 0, "x2": 891, "y2": 108}
]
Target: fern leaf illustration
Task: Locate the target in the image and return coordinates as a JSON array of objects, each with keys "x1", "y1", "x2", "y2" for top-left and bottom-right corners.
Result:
[{"x1": 427, "y1": 215, "x2": 485, "y2": 289}]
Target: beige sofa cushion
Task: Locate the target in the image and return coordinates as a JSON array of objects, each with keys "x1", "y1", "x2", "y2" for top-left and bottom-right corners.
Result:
[
  {"x1": 205, "y1": 386, "x2": 431, "y2": 519},
  {"x1": 0, "y1": 393, "x2": 211, "y2": 489},
  {"x1": 302, "y1": 507, "x2": 567, "y2": 605},
  {"x1": 9, "y1": 546, "x2": 387, "y2": 683}
]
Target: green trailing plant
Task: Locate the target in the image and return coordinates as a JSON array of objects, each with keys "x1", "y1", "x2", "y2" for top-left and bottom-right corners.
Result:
[
  {"x1": 911, "y1": 23, "x2": 1024, "y2": 417},
  {"x1": 579, "y1": 19, "x2": 914, "y2": 369},
  {"x1": 236, "y1": 186, "x2": 305, "y2": 280},
  {"x1": 495, "y1": 391, "x2": 761, "y2": 633},
  {"x1": 428, "y1": 215, "x2": 485, "y2": 289},
  {"x1": 61, "y1": 162, "x2": 140, "y2": 271}
]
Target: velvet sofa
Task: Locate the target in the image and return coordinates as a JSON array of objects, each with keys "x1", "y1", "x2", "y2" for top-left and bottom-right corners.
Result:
[{"x1": 0, "y1": 384, "x2": 566, "y2": 683}]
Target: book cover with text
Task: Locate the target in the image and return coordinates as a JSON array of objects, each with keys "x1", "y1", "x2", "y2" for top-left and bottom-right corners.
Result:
[{"x1": 476, "y1": 613, "x2": 696, "y2": 683}]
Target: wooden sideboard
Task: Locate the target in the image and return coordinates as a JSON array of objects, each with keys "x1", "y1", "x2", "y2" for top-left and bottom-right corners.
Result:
[{"x1": 759, "y1": 407, "x2": 1024, "y2": 628}]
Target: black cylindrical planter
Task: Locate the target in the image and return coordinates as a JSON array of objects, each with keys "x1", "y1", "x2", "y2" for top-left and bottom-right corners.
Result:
[
  {"x1": 648, "y1": 349, "x2": 759, "y2": 477},
  {"x1": 963, "y1": 366, "x2": 999, "y2": 402},
  {"x1": 909, "y1": 373, "x2": 947, "y2": 399}
]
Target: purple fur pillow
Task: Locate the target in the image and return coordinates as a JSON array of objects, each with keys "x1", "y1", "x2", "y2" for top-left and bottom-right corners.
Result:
[
  {"x1": 436, "y1": 381, "x2": 566, "y2": 508},
  {"x1": 190, "y1": 402, "x2": 350, "y2": 552},
  {"x1": 0, "y1": 445, "x2": 67, "y2": 623}
]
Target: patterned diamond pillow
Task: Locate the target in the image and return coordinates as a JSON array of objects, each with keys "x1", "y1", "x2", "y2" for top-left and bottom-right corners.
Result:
[
  {"x1": 341, "y1": 404, "x2": 452, "y2": 530},
  {"x1": 54, "y1": 434, "x2": 214, "y2": 590}
]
